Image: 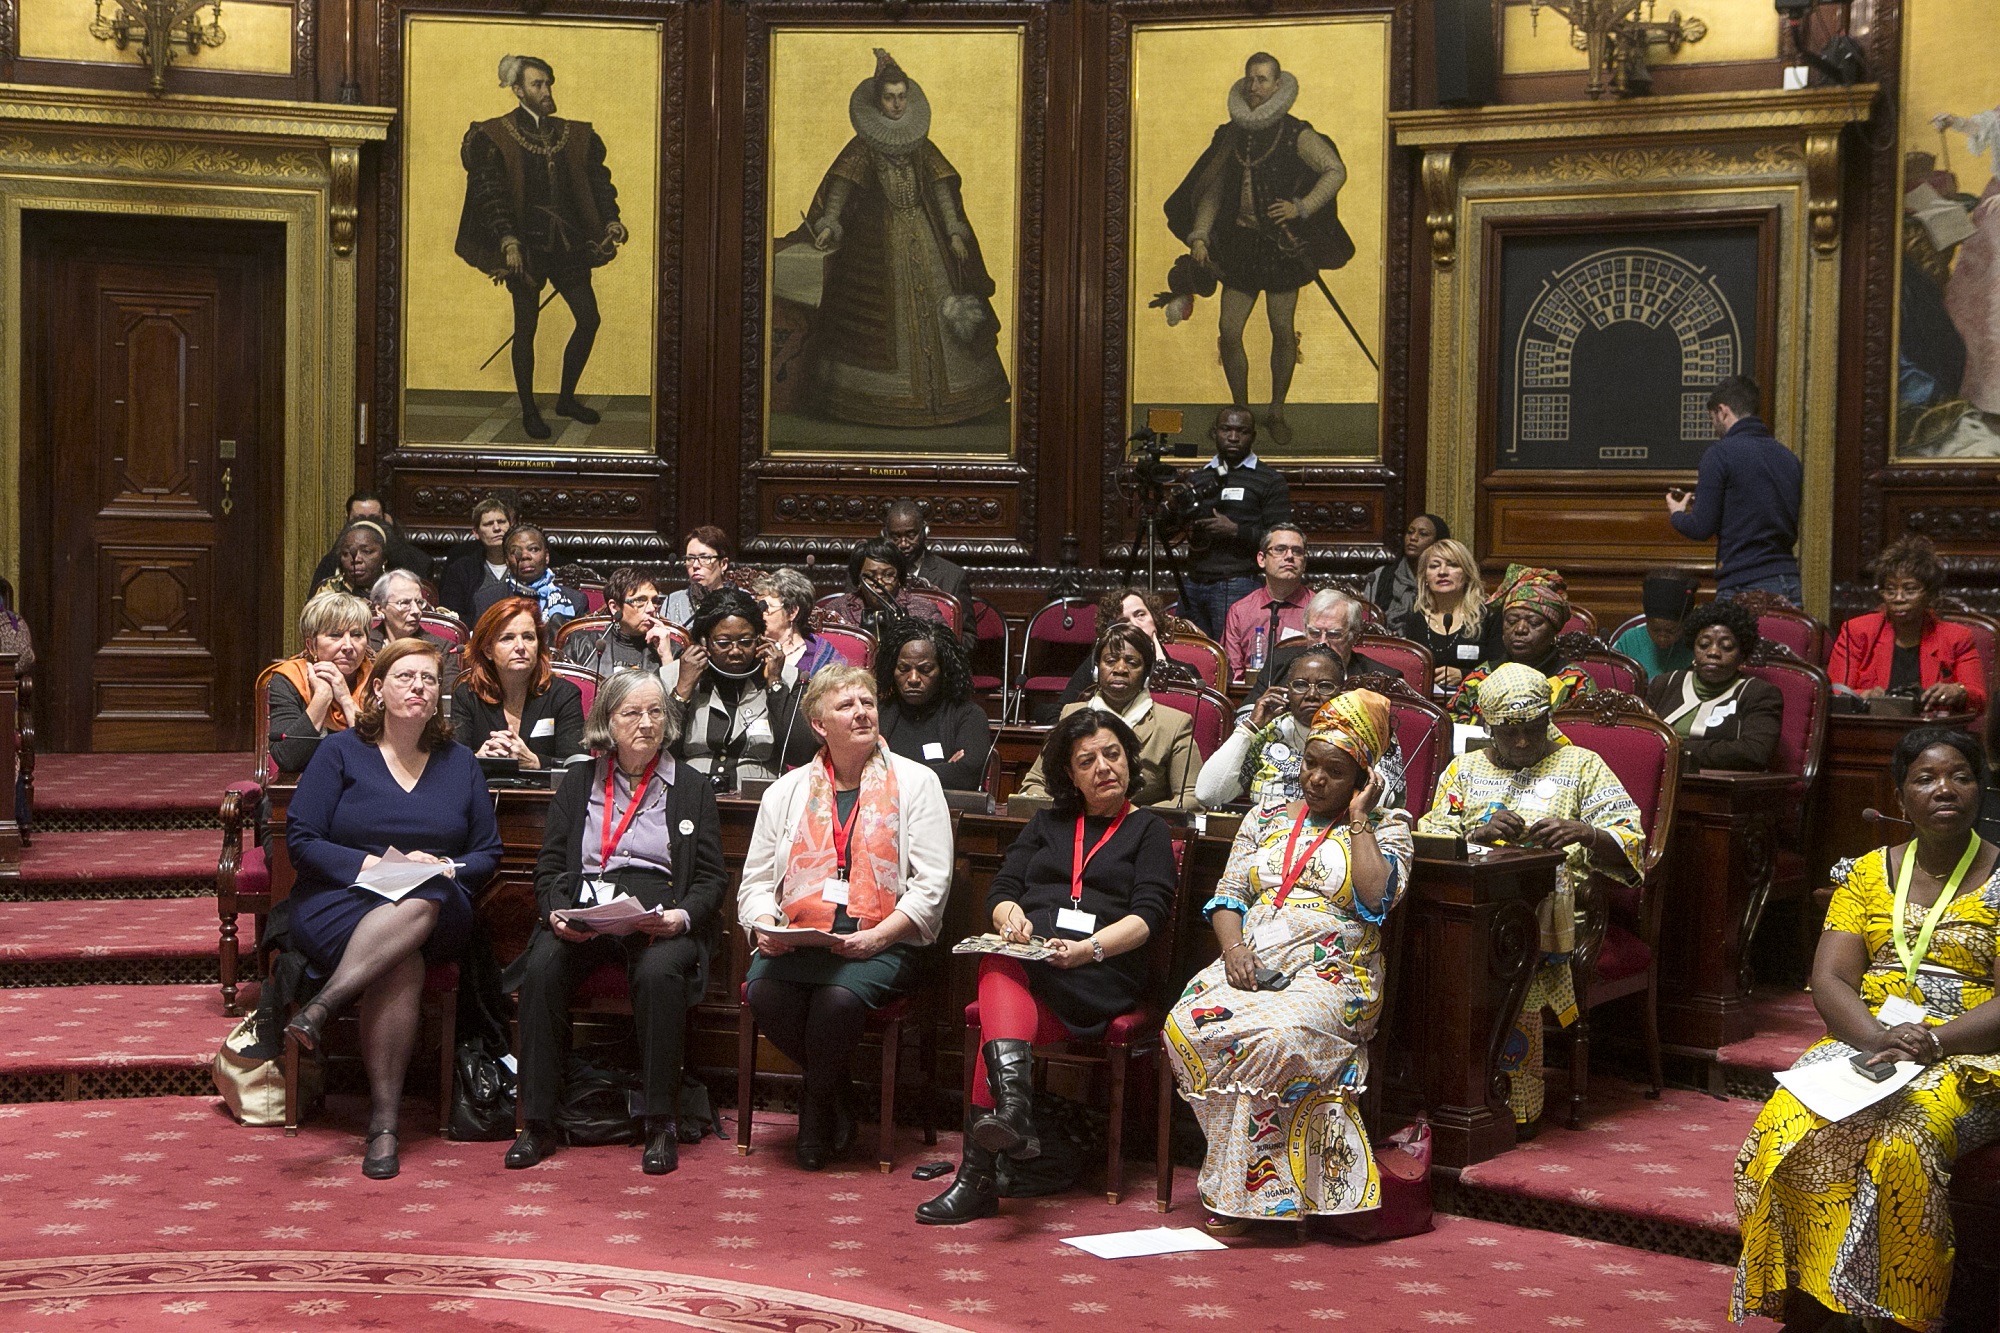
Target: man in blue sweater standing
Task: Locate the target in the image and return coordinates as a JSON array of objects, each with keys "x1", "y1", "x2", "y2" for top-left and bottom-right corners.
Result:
[{"x1": 1666, "y1": 376, "x2": 1804, "y2": 603}]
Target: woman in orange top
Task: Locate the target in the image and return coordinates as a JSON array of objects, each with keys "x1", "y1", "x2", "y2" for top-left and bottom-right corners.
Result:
[
  {"x1": 1828, "y1": 535, "x2": 1986, "y2": 714},
  {"x1": 268, "y1": 591, "x2": 373, "y2": 774}
]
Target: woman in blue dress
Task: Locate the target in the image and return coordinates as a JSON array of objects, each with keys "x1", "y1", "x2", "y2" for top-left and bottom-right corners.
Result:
[{"x1": 283, "y1": 637, "x2": 503, "y2": 1179}]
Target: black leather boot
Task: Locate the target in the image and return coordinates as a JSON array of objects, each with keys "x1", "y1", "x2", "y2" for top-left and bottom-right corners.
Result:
[
  {"x1": 504, "y1": 1120, "x2": 558, "y2": 1169},
  {"x1": 914, "y1": 1138, "x2": 999, "y2": 1225},
  {"x1": 642, "y1": 1116, "x2": 679, "y2": 1175},
  {"x1": 970, "y1": 1039, "x2": 1039, "y2": 1160}
]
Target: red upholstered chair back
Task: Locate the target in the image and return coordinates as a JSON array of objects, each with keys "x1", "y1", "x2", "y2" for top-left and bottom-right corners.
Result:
[
  {"x1": 813, "y1": 592, "x2": 859, "y2": 626},
  {"x1": 419, "y1": 610, "x2": 467, "y2": 649},
  {"x1": 577, "y1": 582, "x2": 608, "y2": 614},
  {"x1": 903, "y1": 586, "x2": 961, "y2": 633},
  {"x1": 967, "y1": 597, "x2": 1011, "y2": 695},
  {"x1": 1341, "y1": 671, "x2": 1450, "y2": 817},
  {"x1": 1553, "y1": 691, "x2": 1682, "y2": 877},
  {"x1": 1018, "y1": 600, "x2": 1100, "y2": 711},
  {"x1": 1160, "y1": 632, "x2": 1230, "y2": 690},
  {"x1": 253, "y1": 660, "x2": 282, "y2": 785},
  {"x1": 549, "y1": 661, "x2": 602, "y2": 720},
  {"x1": 1149, "y1": 684, "x2": 1233, "y2": 761},
  {"x1": 1563, "y1": 606, "x2": 1599, "y2": 637},
  {"x1": 1355, "y1": 634, "x2": 1434, "y2": 695},
  {"x1": 1741, "y1": 642, "x2": 1831, "y2": 790},
  {"x1": 1608, "y1": 613, "x2": 1644, "y2": 646},
  {"x1": 1756, "y1": 607, "x2": 1829, "y2": 666},
  {"x1": 806, "y1": 614, "x2": 876, "y2": 668},
  {"x1": 552, "y1": 610, "x2": 613, "y2": 651},
  {"x1": 1940, "y1": 610, "x2": 1999, "y2": 737},
  {"x1": 1557, "y1": 631, "x2": 1647, "y2": 697}
]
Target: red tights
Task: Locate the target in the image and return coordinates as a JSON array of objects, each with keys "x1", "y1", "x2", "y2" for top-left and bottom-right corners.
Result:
[{"x1": 970, "y1": 957, "x2": 1071, "y2": 1108}]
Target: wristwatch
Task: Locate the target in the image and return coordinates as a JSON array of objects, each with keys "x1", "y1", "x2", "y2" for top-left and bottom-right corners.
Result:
[{"x1": 1088, "y1": 937, "x2": 1105, "y2": 964}]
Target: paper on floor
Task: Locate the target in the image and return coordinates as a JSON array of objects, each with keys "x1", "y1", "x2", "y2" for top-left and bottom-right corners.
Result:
[
  {"x1": 1774, "y1": 1054, "x2": 1922, "y2": 1122},
  {"x1": 1060, "y1": 1227, "x2": 1228, "y2": 1260}
]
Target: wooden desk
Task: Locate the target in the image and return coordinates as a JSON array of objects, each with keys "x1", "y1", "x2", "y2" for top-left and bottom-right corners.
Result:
[
  {"x1": 1392, "y1": 847, "x2": 1564, "y2": 1169},
  {"x1": 990, "y1": 725, "x2": 1049, "y2": 805},
  {"x1": 1809, "y1": 711, "x2": 1975, "y2": 888},
  {"x1": 1657, "y1": 770, "x2": 1797, "y2": 1055}
]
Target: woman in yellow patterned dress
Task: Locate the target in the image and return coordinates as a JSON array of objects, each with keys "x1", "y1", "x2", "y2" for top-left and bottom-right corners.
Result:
[
  {"x1": 1734, "y1": 727, "x2": 2000, "y2": 1332},
  {"x1": 1165, "y1": 690, "x2": 1414, "y2": 1233}
]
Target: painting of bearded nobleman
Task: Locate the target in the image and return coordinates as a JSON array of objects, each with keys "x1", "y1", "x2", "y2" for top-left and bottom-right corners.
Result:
[{"x1": 764, "y1": 28, "x2": 1025, "y2": 458}]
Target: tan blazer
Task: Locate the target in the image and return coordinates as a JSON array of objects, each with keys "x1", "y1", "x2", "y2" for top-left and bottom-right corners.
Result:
[{"x1": 1015, "y1": 694, "x2": 1200, "y2": 812}]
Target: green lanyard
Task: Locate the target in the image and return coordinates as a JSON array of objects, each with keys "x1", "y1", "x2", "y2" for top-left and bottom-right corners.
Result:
[{"x1": 1891, "y1": 836, "x2": 1981, "y2": 984}]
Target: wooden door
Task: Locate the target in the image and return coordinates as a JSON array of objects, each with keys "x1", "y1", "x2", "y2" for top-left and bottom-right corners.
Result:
[{"x1": 22, "y1": 215, "x2": 284, "y2": 752}]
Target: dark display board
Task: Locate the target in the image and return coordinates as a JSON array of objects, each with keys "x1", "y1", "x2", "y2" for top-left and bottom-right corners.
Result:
[{"x1": 1494, "y1": 226, "x2": 1762, "y2": 471}]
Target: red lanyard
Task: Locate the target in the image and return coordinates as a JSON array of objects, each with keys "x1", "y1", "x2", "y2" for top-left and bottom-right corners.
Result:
[
  {"x1": 825, "y1": 755, "x2": 864, "y2": 876},
  {"x1": 1271, "y1": 807, "x2": 1336, "y2": 909},
  {"x1": 598, "y1": 754, "x2": 660, "y2": 871},
  {"x1": 1071, "y1": 805, "x2": 1131, "y2": 904}
]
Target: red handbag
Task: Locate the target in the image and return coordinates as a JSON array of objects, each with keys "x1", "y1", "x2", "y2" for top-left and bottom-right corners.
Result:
[{"x1": 1324, "y1": 1116, "x2": 1434, "y2": 1242}]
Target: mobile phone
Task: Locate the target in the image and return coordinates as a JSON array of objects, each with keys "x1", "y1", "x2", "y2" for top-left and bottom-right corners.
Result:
[
  {"x1": 912, "y1": 1161, "x2": 955, "y2": 1181},
  {"x1": 1849, "y1": 1051, "x2": 1897, "y2": 1082},
  {"x1": 1253, "y1": 964, "x2": 1291, "y2": 991}
]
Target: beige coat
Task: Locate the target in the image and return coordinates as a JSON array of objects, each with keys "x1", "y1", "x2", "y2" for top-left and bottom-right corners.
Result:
[{"x1": 1015, "y1": 693, "x2": 1199, "y2": 812}]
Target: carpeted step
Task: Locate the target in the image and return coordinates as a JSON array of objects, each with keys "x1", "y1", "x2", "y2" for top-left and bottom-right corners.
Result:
[
  {"x1": 0, "y1": 898, "x2": 219, "y2": 986},
  {"x1": 28, "y1": 752, "x2": 251, "y2": 832},
  {"x1": 3, "y1": 830, "x2": 219, "y2": 901},
  {"x1": 1716, "y1": 986, "x2": 1822, "y2": 1099},
  {"x1": 0, "y1": 985, "x2": 230, "y2": 1102},
  {"x1": 1443, "y1": 1080, "x2": 1760, "y2": 1266}
]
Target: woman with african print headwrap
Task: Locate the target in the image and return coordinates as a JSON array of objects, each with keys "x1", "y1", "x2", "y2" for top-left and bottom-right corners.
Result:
[
  {"x1": 1448, "y1": 564, "x2": 1594, "y2": 724},
  {"x1": 1165, "y1": 690, "x2": 1415, "y2": 1234},
  {"x1": 1418, "y1": 664, "x2": 1645, "y2": 1131}
]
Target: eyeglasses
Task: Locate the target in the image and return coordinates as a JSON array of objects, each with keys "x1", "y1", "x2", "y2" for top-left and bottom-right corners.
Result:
[
  {"x1": 708, "y1": 634, "x2": 760, "y2": 650},
  {"x1": 1876, "y1": 581, "x2": 1927, "y2": 600},
  {"x1": 613, "y1": 706, "x2": 666, "y2": 724},
  {"x1": 1304, "y1": 625, "x2": 1357, "y2": 644},
  {"x1": 1264, "y1": 544, "x2": 1307, "y2": 557},
  {"x1": 622, "y1": 593, "x2": 664, "y2": 607},
  {"x1": 383, "y1": 596, "x2": 426, "y2": 613},
  {"x1": 1287, "y1": 678, "x2": 1340, "y2": 696},
  {"x1": 684, "y1": 554, "x2": 723, "y2": 567}
]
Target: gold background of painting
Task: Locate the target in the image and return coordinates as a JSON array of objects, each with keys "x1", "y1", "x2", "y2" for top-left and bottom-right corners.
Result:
[
  {"x1": 400, "y1": 16, "x2": 660, "y2": 410},
  {"x1": 17, "y1": 0, "x2": 296, "y2": 73},
  {"x1": 1891, "y1": 0, "x2": 2000, "y2": 460},
  {"x1": 1126, "y1": 16, "x2": 1389, "y2": 457},
  {"x1": 1498, "y1": 0, "x2": 1779, "y2": 75},
  {"x1": 763, "y1": 26, "x2": 1024, "y2": 457}
]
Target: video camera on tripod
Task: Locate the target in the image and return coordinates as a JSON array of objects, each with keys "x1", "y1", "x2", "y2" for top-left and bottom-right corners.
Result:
[{"x1": 1119, "y1": 408, "x2": 1211, "y2": 598}]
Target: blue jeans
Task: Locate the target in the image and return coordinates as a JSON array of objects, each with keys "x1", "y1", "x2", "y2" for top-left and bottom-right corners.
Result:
[
  {"x1": 1180, "y1": 576, "x2": 1260, "y2": 641},
  {"x1": 1720, "y1": 574, "x2": 1803, "y2": 606}
]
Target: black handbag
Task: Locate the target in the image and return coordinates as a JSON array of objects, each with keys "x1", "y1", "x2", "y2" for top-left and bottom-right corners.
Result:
[
  {"x1": 448, "y1": 1039, "x2": 517, "y2": 1142},
  {"x1": 555, "y1": 1055, "x2": 641, "y2": 1146}
]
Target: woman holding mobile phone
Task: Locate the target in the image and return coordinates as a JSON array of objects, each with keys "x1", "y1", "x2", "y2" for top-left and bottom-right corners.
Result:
[
  {"x1": 1167, "y1": 690, "x2": 1411, "y2": 1235},
  {"x1": 664, "y1": 588, "x2": 816, "y2": 791}
]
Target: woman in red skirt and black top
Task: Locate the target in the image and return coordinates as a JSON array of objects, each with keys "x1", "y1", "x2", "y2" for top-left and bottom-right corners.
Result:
[{"x1": 916, "y1": 707, "x2": 1177, "y2": 1224}]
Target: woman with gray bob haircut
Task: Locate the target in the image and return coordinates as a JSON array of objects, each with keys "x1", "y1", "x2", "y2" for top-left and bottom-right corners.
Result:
[{"x1": 582, "y1": 666, "x2": 683, "y2": 753}]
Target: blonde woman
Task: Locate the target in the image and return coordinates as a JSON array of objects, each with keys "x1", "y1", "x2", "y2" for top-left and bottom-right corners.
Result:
[
  {"x1": 1395, "y1": 538, "x2": 1497, "y2": 692},
  {"x1": 268, "y1": 592, "x2": 375, "y2": 774}
]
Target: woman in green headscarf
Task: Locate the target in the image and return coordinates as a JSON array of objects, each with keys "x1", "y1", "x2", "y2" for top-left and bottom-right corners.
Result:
[
  {"x1": 1166, "y1": 689, "x2": 1414, "y2": 1233},
  {"x1": 1418, "y1": 663, "x2": 1645, "y2": 1130}
]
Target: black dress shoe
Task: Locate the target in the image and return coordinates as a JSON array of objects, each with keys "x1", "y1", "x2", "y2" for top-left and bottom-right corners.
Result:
[
  {"x1": 520, "y1": 403, "x2": 552, "y2": 439},
  {"x1": 505, "y1": 1123, "x2": 558, "y2": 1170},
  {"x1": 362, "y1": 1130, "x2": 399, "y2": 1180},
  {"x1": 553, "y1": 396, "x2": 601, "y2": 424},
  {"x1": 643, "y1": 1117, "x2": 679, "y2": 1176},
  {"x1": 914, "y1": 1140, "x2": 999, "y2": 1226},
  {"x1": 284, "y1": 998, "x2": 332, "y2": 1054}
]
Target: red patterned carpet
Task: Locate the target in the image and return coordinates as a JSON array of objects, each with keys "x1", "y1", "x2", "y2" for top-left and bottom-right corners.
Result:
[
  {"x1": 14, "y1": 830, "x2": 221, "y2": 890},
  {"x1": 0, "y1": 985, "x2": 231, "y2": 1073},
  {"x1": 28, "y1": 752, "x2": 253, "y2": 816},
  {"x1": 0, "y1": 1095, "x2": 1757, "y2": 1332},
  {"x1": 0, "y1": 898, "x2": 216, "y2": 961},
  {"x1": 1717, "y1": 987, "x2": 1823, "y2": 1079}
]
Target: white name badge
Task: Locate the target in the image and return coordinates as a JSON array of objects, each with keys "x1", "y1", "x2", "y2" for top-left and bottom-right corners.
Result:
[
  {"x1": 583, "y1": 878, "x2": 618, "y2": 907},
  {"x1": 530, "y1": 718, "x2": 556, "y2": 738},
  {"x1": 822, "y1": 878, "x2": 851, "y2": 907},
  {"x1": 922, "y1": 741, "x2": 946, "y2": 760},
  {"x1": 1456, "y1": 643, "x2": 1481, "y2": 661},
  {"x1": 1056, "y1": 908, "x2": 1097, "y2": 935},
  {"x1": 1251, "y1": 921, "x2": 1287, "y2": 950},
  {"x1": 1533, "y1": 778, "x2": 1560, "y2": 801},
  {"x1": 1707, "y1": 700, "x2": 1739, "y2": 723},
  {"x1": 1877, "y1": 994, "x2": 1927, "y2": 1027},
  {"x1": 746, "y1": 718, "x2": 773, "y2": 743},
  {"x1": 1220, "y1": 486, "x2": 1247, "y2": 502}
]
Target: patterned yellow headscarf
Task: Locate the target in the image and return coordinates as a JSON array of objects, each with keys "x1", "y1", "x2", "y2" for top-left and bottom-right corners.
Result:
[
  {"x1": 1476, "y1": 662, "x2": 1556, "y2": 725},
  {"x1": 1309, "y1": 688, "x2": 1392, "y2": 770}
]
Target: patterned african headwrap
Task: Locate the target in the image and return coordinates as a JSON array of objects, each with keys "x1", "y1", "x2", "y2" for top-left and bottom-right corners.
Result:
[
  {"x1": 1309, "y1": 689, "x2": 1392, "y2": 770},
  {"x1": 1495, "y1": 564, "x2": 1569, "y2": 629},
  {"x1": 1476, "y1": 662, "x2": 1556, "y2": 726}
]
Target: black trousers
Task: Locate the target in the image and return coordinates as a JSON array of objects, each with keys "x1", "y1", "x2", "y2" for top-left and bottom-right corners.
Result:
[{"x1": 515, "y1": 929, "x2": 705, "y2": 1123}]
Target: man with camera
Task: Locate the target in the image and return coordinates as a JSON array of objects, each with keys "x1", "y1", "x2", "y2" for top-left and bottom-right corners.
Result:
[{"x1": 1179, "y1": 406, "x2": 1294, "y2": 641}]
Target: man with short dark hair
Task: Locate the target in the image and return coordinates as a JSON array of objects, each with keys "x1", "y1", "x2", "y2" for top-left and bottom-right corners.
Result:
[
  {"x1": 1178, "y1": 406, "x2": 1293, "y2": 640},
  {"x1": 1666, "y1": 375, "x2": 1804, "y2": 602},
  {"x1": 1219, "y1": 523, "x2": 1310, "y2": 679},
  {"x1": 309, "y1": 490, "x2": 432, "y2": 588},
  {"x1": 882, "y1": 500, "x2": 970, "y2": 606}
]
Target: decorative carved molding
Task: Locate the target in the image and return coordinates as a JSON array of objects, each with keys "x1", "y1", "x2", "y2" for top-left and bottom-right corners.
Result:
[
  {"x1": 0, "y1": 86, "x2": 394, "y2": 142},
  {"x1": 0, "y1": 131, "x2": 323, "y2": 179},
  {"x1": 1293, "y1": 499, "x2": 1372, "y2": 533},
  {"x1": 1463, "y1": 142, "x2": 1801, "y2": 186},
  {"x1": 1485, "y1": 895, "x2": 1541, "y2": 1106},
  {"x1": 770, "y1": 492, "x2": 1008, "y2": 528},
  {"x1": 1421, "y1": 146, "x2": 1457, "y2": 269},
  {"x1": 406, "y1": 482, "x2": 647, "y2": 521},
  {"x1": 1803, "y1": 130, "x2": 1840, "y2": 256},
  {"x1": 1900, "y1": 506, "x2": 2000, "y2": 542},
  {"x1": 372, "y1": 0, "x2": 684, "y2": 502},
  {"x1": 1392, "y1": 84, "x2": 1881, "y2": 148},
  {"x1": 735, "y1": 1, "x2": 1048, "y2": 555},
  {"x1": 328, "y1": 141, "x2": 359, "y2": 256}
]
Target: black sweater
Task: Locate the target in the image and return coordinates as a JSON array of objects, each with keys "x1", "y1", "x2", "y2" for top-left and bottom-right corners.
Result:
[
  {"x1": 530, "y1": 757, "x2": 727, "y2": 930},
  {"x1": 880, "y1": 697, "x2": 993, "y2": 791}
]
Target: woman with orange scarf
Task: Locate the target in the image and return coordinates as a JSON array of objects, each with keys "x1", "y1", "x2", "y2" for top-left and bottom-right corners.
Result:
[
  {"x1": 737, "y1": 665, "x2": 954, "y2": 1170},
  {"x1": 268, "y1": 591, "x2": 374, "y2": 774}
]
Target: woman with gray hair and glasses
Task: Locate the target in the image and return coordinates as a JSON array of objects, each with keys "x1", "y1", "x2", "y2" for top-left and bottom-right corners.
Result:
[
  {"x1": 368, "y1": 571, "x2": 461, "y2": 696},
  {"x1": 506, "y1": 669, "x2": 726, "y2": 1176}
]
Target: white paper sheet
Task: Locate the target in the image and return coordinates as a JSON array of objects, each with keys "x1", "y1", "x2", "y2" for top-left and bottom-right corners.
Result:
[
  {"x1": 1774, "y1": 1055, "x2": 1923, "y2": 1123},
  {"x1": 552, "y1": 895, "x2": 669, "y2": 936},
  {"x1": 353, "y1": 848, "x2": 459, "y2": 901},
  {"x1": 753, "y1": 924, "x2": 845, "y2": 947},
  {"x1": 1060, "y1": 1227, "x2": 1228, "y2": 1260}
]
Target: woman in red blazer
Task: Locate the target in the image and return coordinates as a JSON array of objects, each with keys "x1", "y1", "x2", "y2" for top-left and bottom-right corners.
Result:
[{"x1": 1827, "y1": 535, "x2": 1987, "y2": 713}]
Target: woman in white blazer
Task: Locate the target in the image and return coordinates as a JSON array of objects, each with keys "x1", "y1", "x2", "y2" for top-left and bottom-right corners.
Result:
[{"x1": 737, "y1": 664, "x2": 954, "y2": 1169}]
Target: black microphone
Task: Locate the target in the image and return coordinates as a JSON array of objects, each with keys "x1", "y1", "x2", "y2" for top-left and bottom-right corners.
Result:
[{"x1": 1862, "y1": 807, "x2": 1913, "y2": 828}]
